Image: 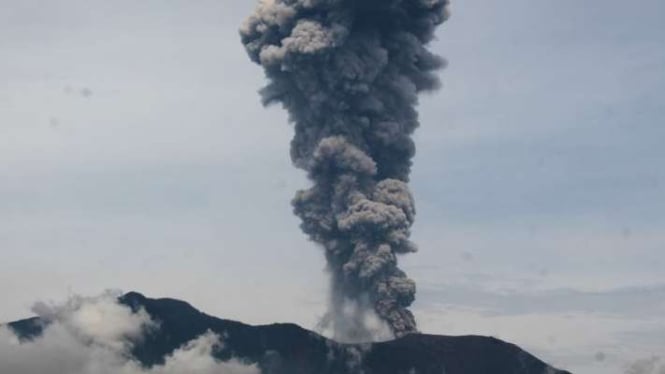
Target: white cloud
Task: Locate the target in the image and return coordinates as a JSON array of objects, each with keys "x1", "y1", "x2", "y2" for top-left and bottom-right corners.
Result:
[
  {"x1": 625, "y1": 357, "x2": 665, "y2": 374},
  {"x1": 0, "y1": 293, "x2": 260, "y2": 374}
]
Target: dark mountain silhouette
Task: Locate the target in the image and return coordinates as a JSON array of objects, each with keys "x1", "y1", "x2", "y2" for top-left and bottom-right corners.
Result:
[{"x1": 7, "y1": 292, "x2": 571, "y2": 374}]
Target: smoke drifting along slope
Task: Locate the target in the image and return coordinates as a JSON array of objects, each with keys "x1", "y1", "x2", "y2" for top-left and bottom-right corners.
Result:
[{"x1": 241, "y1": 0, "x2": 449, "y2": 340}]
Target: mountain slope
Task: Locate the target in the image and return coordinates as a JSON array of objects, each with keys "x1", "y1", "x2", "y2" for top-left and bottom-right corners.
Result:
[{"x1": 7, "y1": 292, "x2": 571, "y2": 374}]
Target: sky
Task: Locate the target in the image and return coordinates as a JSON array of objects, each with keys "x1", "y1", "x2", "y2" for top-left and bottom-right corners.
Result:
[{"x1": 1, "y1": 1, "x2": 664, "y2": 373}]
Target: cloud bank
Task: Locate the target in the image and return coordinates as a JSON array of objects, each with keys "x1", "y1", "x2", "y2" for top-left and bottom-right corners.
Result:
[
  {"x1": 0, "y1": 292, "x2": 259, "y2": 374},
  {"x1": 625, "y1": 357, "x2": 665, "y2": 374}
]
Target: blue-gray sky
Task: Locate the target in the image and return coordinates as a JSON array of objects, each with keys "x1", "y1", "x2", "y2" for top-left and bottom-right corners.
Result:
[{"x1": 1, "y1": 1, "x2": 664, "y2": 373}]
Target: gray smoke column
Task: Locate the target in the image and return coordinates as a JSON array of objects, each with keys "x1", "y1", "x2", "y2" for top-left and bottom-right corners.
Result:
[{"x1": 240, "y1": 0, "x2": 449, "y2": 340}]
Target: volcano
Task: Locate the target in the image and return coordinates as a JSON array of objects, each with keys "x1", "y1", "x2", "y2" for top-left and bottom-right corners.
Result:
[{"x1": 6, "y1": 292, "x2": 571, "y2": 374}]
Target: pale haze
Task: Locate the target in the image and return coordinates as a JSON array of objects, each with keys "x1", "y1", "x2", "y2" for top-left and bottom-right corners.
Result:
[{"x1": 1, "y1": 1, "x2": 664, "y2": 374}]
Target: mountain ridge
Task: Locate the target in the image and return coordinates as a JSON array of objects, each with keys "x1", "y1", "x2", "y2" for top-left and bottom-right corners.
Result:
[{"x1": 6, "y1": 291, "x2": 572, "y2": 374}]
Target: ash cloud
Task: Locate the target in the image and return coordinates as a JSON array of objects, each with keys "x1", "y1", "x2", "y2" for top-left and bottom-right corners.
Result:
[
  {"x1": 241, "y1": 0, "x2": 449, "y2": 340},
  {"x1": 0, "y1": 293, "x2": 259, "y2": 374}
]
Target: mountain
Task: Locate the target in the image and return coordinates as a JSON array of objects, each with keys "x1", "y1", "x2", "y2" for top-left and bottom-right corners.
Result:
[{"x1": 7, "y1": 292, "x2": 571, "y2": 374}]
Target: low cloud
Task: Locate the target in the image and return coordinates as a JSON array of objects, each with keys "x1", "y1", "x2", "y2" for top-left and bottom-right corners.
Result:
[
  {"x1": 418, "y1": 283, "x2": 665, "y2": 318},
  {"x1": 625, "y1": 356, "x2": 664, "y2": 374},
  {"x1": 0, "y1": 292, "x2": 259, "y2": 374}
]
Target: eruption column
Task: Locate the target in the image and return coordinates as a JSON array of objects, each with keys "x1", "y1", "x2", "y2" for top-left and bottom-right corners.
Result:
[{"x1": 241, "y1": 0, "x2": 448, "y2": 340}]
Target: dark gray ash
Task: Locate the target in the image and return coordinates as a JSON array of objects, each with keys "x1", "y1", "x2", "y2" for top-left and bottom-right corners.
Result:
[{"x1": 241, "y1": 0, "x2": 449, "y2": 340}]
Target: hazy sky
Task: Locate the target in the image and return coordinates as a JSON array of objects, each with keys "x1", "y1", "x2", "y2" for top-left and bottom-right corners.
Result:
[{"x1": 1, "y1": 1, "x2": 664, "y2": 373}]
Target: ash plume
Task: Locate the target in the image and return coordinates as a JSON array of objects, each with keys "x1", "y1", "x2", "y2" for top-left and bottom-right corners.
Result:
[{"x1": 241, "y1": 0, "x2": 449, "y2": 340}]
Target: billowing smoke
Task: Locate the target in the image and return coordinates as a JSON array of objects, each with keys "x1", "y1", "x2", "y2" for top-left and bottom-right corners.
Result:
[
  {"x1": 241, "y1": 0, "x2": 449, "y2": 340},
  {"x1": 0, "y1": 293, "x2": 260, "y2": 374}
]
